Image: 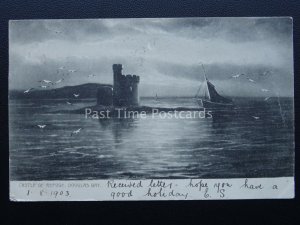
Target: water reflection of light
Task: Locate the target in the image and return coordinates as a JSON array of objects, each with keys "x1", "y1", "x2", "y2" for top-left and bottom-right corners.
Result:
[{"x1": 96, "y1": 114, "x2": 218, "y2": 178}]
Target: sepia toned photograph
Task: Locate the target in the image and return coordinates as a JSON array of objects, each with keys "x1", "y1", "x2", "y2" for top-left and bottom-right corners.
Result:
[{"x1": 9, "y1": 17, "x2": 294, "y2": 184}]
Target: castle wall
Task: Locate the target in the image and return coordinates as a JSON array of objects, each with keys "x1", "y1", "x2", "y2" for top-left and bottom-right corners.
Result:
[
  {"x1": 97, "y1": 86, "x2": 113, "y2": 106},
  {"x1": 112, "y1": 64, "x2": 140, "y2": 106},
  {"x1": 112, "y1": 64, "x2": 122, "y2": 106}
]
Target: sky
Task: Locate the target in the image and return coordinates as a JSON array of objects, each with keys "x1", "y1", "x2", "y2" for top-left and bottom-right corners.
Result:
[{"x1": 9, "y1": 17, "x2": 293, "y2": 97}]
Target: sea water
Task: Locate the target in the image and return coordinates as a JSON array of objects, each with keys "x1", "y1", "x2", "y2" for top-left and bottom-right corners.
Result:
[{"x1": 9, "y1": 97, "x2": 294, "y2": 180}]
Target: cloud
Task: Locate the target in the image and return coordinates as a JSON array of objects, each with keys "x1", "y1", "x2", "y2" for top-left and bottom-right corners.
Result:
[
  {"x1": 9, "y1": 18, "x2": 293, "y2": 97},
  {"x1": 10, "y1": 18, "x2": 292, "y2": 44}
]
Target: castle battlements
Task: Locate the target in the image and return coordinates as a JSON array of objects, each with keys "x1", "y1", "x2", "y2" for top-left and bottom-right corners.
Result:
[
  {"x1": 97, "y1": 64, "x2": 140, "y2": 107},
  {"x1": 120, "y1": 74, "x2": 140, "y2": 83},
  {"x1": 112, "y1": 64, "x2": 140, "y2": 106}
]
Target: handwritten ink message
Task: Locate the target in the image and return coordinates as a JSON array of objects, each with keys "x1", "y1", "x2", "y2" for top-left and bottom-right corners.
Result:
[{"x1": 10, "y1": 177, "x2": 294, "y2": 201}]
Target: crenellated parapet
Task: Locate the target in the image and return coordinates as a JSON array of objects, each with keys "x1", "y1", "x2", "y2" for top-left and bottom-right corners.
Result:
[
  {"x1": 121, "y1": 74, "x2": 140, "y2": 85},
  {"x1": 97, "y1": 64, "x2": 140, "y2": 107},
  {"x1": 112, "y1": 64, "x2": 140, "y2": 106}
]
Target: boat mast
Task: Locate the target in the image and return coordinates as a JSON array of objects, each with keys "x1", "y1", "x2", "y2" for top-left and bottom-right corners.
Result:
[{"x1": 201, "y1": 64, "x2": 211, "y2": 100}]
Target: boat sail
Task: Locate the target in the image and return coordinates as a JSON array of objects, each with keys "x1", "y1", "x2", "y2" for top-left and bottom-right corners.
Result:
[{"x1": 195, "y1": 64, "x2": 234, "y2": 108}]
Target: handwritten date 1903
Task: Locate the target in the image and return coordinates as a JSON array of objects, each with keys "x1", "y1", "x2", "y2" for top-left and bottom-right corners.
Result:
[{"x1": 26, "y1": 189, "x2": 70, "y2": 198}]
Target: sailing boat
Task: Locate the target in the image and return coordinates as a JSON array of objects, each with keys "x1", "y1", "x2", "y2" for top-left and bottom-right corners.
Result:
[
  {"x1": 195, "y1": 64, "x2": 234, "y2": 109},
  {"x1": 155, "y1": 93, "x2": 158, "y2": 101}
]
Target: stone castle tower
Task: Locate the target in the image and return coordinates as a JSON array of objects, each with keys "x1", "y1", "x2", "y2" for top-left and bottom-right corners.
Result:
[{"x1": 113, "y1": 64, "x2": 140, "y2": 106}]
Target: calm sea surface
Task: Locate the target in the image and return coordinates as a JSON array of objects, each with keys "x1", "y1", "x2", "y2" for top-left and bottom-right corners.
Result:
[{"x1": 9, "y1": 97, "x2": 294, "y2": 180}]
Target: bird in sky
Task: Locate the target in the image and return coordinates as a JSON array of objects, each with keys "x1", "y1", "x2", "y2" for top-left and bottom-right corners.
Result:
[
  {"x1": 40, "y1": 85, "x2": 48, "y2": 88},
  {"x1": 73, "y1": 93, "x2": 80, "y2": 98},
  {"x1": 247, "y1": 78, "x2": 255, "y2": 82},
  {"x1": 68, "y1": 69, "x2": 77, "y2": 73},
  {"x1": 231, "y1": 74, "x2": 245, "y2": 79},
  {"x1": 252, "y1": 116, "x2": 260, "y2": 120},
  {"x1": 55, "y1": 79, "x2": 64, "y2": 84},
  {"x1": 24, "y1": 88, "x2": 34, "y2": 93},
  {"x1": 66, "y1": 101, "x2": 72, "y2": 105},
  {"x1": 71, "y1": 128, "x2": 82, "y2": 136},
  {"x1": 261, "y1": 89, "x2": 270, "y2": 92},
  {"x1": 58, "y1": 66, "x2": 65, "y2": 70},
  {"x1": 37, "y1": 125, "x2": 46, "y2": 129},
  {"x1": 264, "y1": 97, "x2": 271, "y2": 101},
  {"x1": 39, "y1": 79, "x2": 53, "y2": 84},
  {"x1": 88, "y1": 73, "x2": 96, "y2": 77}
]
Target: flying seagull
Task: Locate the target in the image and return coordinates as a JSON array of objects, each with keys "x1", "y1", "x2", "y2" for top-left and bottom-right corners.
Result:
[
  {"x1": 40, "y1": 85, "x2": 48, "y2": 88},
  {"x1": 68, "y1": 69, "x2": 77, "y2": 73},
  {"x1": 39, "y1": 79, "x2": 53, "y2": 85},
  {"x1": 261, "y1": 89, "x2": 269, "y2": 92},
  {"x1": 231, "y1": 74, "x2": 245, "y2": 79},
  {"x1": 73, "y1": 93, "x2": 80, "y2": 98},
  {"x1": 88, "y1": 73, "x2": 96, "y2": 77},
  {"x1": 24, "y1": 88, "x2": 34, "y2": 93},
  {"x1": 37, "y1": 125, "x2": 46, "y2": 129},
  {"x1": 71, "y1": 128, "x2": 82, "y2": 136},
  {"x1": 252, "y1": 116, "x2": 260, "y2": 120},
  {"x1": 264, "y1": 97, "x2": 271, "y2": 101},
  {"x1": 247, "y1": 78, "x2": 255, "y2": 82},
  {"x1": 55, "y1": 79, "x2": 64, "y2": 84},
  {"x1": 58, "y1": 66, "x2": 65, "y2": 70},
  {"x1": 42, "y1": 80, "x2": 52, "y2": 83},
  {"x1": 66, "y1": 101, "x2": 72, "y2": 105}
]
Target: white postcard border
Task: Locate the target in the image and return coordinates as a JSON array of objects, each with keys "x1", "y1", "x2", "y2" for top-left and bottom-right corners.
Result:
[{"x1": 10, "y1": 177, "x2": 294, "y2": 201}]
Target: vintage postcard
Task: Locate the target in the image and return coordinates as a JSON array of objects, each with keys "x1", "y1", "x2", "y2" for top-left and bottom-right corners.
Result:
[{"x1": 9, "y1": 17, "x2": 294, "y2": 201}]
